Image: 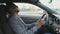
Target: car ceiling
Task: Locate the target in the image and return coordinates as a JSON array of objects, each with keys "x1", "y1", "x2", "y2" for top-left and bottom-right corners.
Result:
[{"x1": 0, "y1": 0, "x2": 39, "y2": 4}]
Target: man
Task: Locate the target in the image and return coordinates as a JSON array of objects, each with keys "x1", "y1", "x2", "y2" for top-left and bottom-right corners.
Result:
[{"x1": 7, "y1": 3, "x2": 45, "y2": 34}]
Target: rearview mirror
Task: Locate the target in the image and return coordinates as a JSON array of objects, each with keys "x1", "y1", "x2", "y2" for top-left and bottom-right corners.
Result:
[
  {"x1": 49, "y1": 0, "x2": 52, "y2": 3},
  {"x1": 39, "y1": 0, "x2": 52, "y2": 4}
]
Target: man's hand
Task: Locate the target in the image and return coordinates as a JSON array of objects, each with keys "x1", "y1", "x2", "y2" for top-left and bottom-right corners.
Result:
[{"x1": 36, "y1": 19, "x2": 45, "y2": 29}]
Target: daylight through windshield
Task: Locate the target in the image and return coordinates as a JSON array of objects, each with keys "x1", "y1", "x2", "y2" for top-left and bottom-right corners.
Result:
[{"x1": 40, "y1": 0, "x2": 60, "y2": 14}]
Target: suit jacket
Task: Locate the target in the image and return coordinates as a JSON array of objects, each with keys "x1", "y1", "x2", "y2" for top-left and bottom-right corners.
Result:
[{"x1": 8, "y1": 14, "x2": 38, "y2": 34}]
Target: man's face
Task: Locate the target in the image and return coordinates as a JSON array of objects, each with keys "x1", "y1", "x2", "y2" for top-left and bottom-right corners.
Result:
[{"x1": 9, "y1": 6, "x2": 18, "y2": 14}]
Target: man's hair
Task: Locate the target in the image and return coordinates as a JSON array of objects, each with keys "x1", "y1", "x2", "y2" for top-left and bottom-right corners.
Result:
[{"x1": 6, "y1": 3, "x2": 18, "y2": 12}]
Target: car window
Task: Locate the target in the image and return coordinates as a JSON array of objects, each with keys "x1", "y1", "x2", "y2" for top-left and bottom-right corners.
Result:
[
  {"x1": 0, "y1": 3, "x2": 6, "y2": 5},
  {"x1": 14, "y1": 3, "x2": 46, "y2": 17},
  {"x1": 40, "y1": 0, "x2": 60, "y2": 14}
]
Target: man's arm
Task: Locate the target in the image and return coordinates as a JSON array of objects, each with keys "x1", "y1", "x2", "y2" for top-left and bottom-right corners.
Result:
[
  {"x1": 25, "y1": 23, "x2": 37, "y2": 29},
  {"x1": 8, "y1": 16, "x2": 38, "y2": 34}
]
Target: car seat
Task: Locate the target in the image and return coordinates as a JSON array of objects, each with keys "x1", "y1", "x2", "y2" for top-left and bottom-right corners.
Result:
[{"x1": 0, "y1": 4, "x2": 14, "y2": 34}]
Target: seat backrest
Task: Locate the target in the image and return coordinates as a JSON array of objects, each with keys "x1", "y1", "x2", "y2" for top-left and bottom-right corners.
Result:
[{"x1": 0, "y1": 5, "x2": 14, "y2": 34}]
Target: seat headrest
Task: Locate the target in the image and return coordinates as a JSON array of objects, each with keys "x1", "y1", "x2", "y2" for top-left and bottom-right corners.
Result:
[{"x1": 0, "y1": 5, "x2": 6, "y2": 14}]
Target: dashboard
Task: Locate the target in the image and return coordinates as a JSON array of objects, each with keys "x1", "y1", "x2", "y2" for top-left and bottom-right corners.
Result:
[{"x1": 48, "y1": 14, "x2": 60, "y2": 34}]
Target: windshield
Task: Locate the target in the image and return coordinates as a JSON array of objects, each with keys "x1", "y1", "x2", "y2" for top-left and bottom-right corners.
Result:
[{"x1": 40, "y1": 0, "x2": 60, "y2": 14}]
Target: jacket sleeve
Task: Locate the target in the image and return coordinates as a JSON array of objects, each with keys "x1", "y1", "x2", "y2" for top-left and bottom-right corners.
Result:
[
  {"x1": 25, "y1": 23, "x2": 37, "y2": 30},
  {"x1": 8, "y1": 16, "x2": 38, "y2": 34}
]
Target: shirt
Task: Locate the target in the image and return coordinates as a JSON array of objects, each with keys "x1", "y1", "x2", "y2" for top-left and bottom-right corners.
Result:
[{"x1": 8, "y1": 14, "x2": 38, "y2": 34}]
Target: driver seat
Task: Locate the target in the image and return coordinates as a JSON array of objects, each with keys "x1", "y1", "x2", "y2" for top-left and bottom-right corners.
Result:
[{"x1": 0, "y1": 4, "x2": 14, "y2": 34}]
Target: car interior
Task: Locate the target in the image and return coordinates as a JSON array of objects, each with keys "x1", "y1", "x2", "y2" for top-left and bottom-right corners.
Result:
[{"x1": 0, "y1": 0, "x2": 60, "y2": 34}]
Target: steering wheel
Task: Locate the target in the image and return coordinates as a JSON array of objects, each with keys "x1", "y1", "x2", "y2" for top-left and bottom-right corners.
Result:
[
  {"x1": 35, "y1": 13, "x2": 51, "y2": 34},
  {"x1": 39, "y1": 13, "x2": 49, "y2": 25}
]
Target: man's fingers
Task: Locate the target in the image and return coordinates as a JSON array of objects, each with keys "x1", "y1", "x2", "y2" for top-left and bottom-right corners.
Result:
[
  {"x1": 39, "y1": 19, "x2": 45, "y2": 25},
  {"x1": 39, "y1": 19, "x2": 44, "y2": 22}
]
